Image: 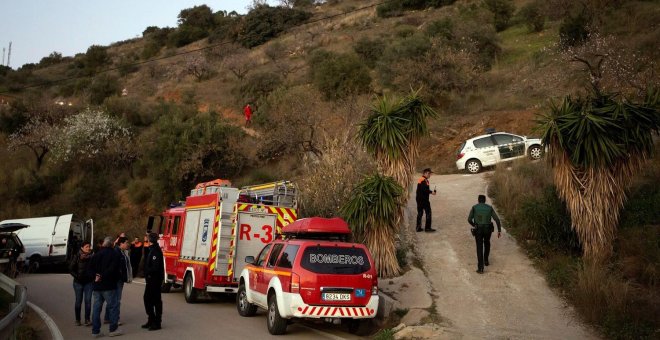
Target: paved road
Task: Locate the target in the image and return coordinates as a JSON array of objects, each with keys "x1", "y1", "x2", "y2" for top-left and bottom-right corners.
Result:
[
  {"x1": 19, "y1": 274, "x2": 361, "y2": 340},
  {"x1": 405, "y1": 172, "x2": 597, "y2": 339}
]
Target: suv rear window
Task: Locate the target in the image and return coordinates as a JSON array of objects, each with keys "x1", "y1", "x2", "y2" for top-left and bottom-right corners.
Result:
[
  {"x1": 301, "y1": 246, "x2": 371, "y2": 274},
  {"x1": 473, "y1": 137, "x2": 494, "y2": 148}
]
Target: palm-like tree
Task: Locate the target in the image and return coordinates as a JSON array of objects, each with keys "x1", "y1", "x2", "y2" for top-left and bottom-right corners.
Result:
[
  {"x1": 353, "y1": 90, "x2": 437, "y2": 276},
  {"x1": 358, "y1": 90, "x2": 438, "y2": 191},
  {"x1": 537, "y1": 88, "x2": 659, "y2": 260},
  {"x1": 340, "y1": 174, "x2": 403, "y2": 278}
]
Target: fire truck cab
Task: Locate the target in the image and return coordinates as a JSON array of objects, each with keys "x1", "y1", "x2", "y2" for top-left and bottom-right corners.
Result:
[{"x1": 152, "y1": 179, "x2": 297, "y2": 303}]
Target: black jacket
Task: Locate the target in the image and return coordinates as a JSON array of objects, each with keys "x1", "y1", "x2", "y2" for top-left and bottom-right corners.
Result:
[
  {"x1": 69, "y1": 250, "x2": 94, "y2": 284},
  {"x1": 144, "y1": 244, "x2": 164, "y2": 284},
  {"x1": 88, "y1": 247, "x2": 120, "y2": 291},
  {"x1": 416, "y1": 176, "x2": 432, "y2": 203}
]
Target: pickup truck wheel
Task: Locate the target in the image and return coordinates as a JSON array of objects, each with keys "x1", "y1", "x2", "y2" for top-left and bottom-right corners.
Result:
[
  {"x1": 237, "y1": 284, "x2": 257, "y2": 317},
  {"x1": 161, "y1": 282, "x2": 172, "y2": 293},
  {"x1": 267, "y1": 295, "x2": 287, "y2": 335},
  {"x1": 346, "y1": 319, "x2": 361, "y2": 334},
  {"x1": 184, "y1": 274, "x2": 199, "y2": 303}
]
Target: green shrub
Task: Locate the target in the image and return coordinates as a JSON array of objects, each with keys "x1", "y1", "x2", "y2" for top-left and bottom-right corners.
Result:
[
  {"x1": 353, "y1": 37, "x2": 386, "y2": 68},
  {"x1": 167, "y1": 25, "x2": 209, "y2": 47},
  {"x1": 127, "y1": 178, "x2": 153, "y2": 205},
  {"x1": 483, "y1": 0, "x2": 515, "y2": 32},
  {"x1": 376, "y1": 0, "x2": 457, "y2": 18},
  {"x1": 117, "y1": 53, "x2": 140, "y2": 76},
  {"x1": 425, "y1": 18, "x2": 454, "y2": 40},
  {"x1": 237, "y1": 5, "x2": 311, "y2": 48},
  {"x1": 236, "y1": 71, "x2": 283, "y2": 105},
  {"x1": 308, "y1": 50, "x2": 371, "y2": 100},
  {"x1": 88, "y1": 74, "x2": 120, "y2": 105},
  {"x1": 518, "y1": 186, "x2": 580, "y2": 252},
  {"x1": 518, "y1": 1, "x2": 545, "y2": 32},
  {"x1": 0, "y1": 101, "x2": 28, "y2": 134},
  {"x1": 103, "y1": 96, "x2": 147, "y2": 127},
  {"x1": 559, "y1": 9, "x2": 591, "y2": 48}
]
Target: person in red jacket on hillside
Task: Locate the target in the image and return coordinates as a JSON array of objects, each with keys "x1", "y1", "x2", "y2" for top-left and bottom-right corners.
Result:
[{"x1": 243, "y1": 103, "x2": 253, "y2": 127}]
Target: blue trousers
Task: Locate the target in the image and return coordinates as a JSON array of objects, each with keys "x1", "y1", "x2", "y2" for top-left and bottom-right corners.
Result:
[
  {"x1": 104, "y1": 281, "x2": 124, "y2": 322},
  {"x1": 73, "y1": 281, "x2": 93, "y2": 322},
  {"x1": 92, "y1": 289, "x2": 118, "y2": 334}
]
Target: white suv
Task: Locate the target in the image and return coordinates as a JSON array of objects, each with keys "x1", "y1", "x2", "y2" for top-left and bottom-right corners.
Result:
[{"x1": 456, "y1": 132, "x2": 543, "y2": 173}]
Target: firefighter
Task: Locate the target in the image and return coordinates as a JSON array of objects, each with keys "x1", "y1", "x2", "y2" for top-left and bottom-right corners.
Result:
[
  {"x1": 468, "y1": 195, "x2": 502, "y2": 274},
  {"x1": 139, "y1": 234, "x2": 151, "y2": 278},
  {"x1": 416, "y1": 168, "x2": 437, "y2": 232},
  {"x1": 243, "y1": 103, "x2": 253, "y2": 127},
  {"x1": 129, "y1": 237, "x2": 142, "y2": 278},
  {"x1": 142, "y1": 232, "x2": 164, "y2": 331}
]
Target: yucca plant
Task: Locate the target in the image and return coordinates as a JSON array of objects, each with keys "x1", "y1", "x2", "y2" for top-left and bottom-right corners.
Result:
[
  {"x1": 340, "y1": 174, "x2": 404, "y2": 277},
  {"x1": 358, "y1": 90, "x2": 438, "y2": 191},
  {"x1": 537, "y1": 87, "x2": 659, "y2": 260},
  {"x1": 355, "y1": 90, "x2": 437, "y2": 276}
]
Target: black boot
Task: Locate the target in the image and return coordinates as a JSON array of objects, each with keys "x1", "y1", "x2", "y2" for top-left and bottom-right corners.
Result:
[
  {"x1": 141, "y1": 320, "x2": 152, "y2": 329},
  {"x1": 149, "y1": 323, "x2": 161, "y2": 331}
]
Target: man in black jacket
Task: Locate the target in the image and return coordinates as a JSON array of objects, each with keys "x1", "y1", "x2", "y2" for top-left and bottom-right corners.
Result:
[
  {"x1": 89, "y1": 237, "x2": 121, "y2": 337},
  {"x1": 416, "y1": 168, "x2": 437, "y2": 232},
  {"x1": 142, "y1": 233, "x2": 164, "y2": 331}
]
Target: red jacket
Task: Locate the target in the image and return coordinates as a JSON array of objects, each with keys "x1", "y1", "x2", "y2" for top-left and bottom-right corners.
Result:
[{"x1": 244, "y1": 105, "x2": 252, "y2": 119}]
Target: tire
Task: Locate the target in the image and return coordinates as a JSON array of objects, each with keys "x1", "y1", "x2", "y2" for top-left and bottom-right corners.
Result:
[
  {"x1": 161, "y1": 282, "x2": 172, "y2": 293},
  {"x1": 528, "y1": 145, "x2": 543, "y2": 160},
  {"x1": 465, "y1": 159, "x2": 482, "y2": 174},
  {"x1": 346, "y1": 319, "x2": 361, "y2": 334},
  {"x1": 267, "y1": 294, "x2": 287, "y2": 335},
  {"x1": 184, "y1": 274, "x2": 199, "y2": 303},
  {"x1": 28, "y1": 256, "x2": 40, "y2": 273},
  {"x1": 236, "y1": 284, "x2": 257, "y2": 317}
]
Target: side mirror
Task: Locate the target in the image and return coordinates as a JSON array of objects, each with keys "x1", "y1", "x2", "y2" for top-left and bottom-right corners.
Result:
[{"x1": 245, "y1": 256, "x2": 255, "y2": 264}]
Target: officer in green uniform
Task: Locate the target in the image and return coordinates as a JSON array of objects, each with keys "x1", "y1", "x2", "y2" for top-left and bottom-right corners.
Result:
[{"x1": 467, "y1": 195, "x2": 502, "y2": 274}]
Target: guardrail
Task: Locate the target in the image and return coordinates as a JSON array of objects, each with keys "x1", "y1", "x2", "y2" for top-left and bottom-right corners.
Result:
[{"x1": 0, "y1": 273, "x2": 27, "y2": 340}]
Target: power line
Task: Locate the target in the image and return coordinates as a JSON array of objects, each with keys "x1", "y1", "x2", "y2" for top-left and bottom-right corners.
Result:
[{"x1": 0, "y1": 0, "x2": 391, "y2": 95}]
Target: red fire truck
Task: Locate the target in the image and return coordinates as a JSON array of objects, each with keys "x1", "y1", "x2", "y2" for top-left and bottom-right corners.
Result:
[{"x1": 150, "y1": 179, "x2": 298, "y2": 303}]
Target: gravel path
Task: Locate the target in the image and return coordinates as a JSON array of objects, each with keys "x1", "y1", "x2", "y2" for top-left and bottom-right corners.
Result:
[{"x1": 406, "y1": 172, "x2": 598, "y2": 339}]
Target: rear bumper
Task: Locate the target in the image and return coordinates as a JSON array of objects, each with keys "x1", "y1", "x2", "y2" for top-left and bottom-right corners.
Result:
[
  {"x1": 456, "y1": 159, "x2": 465, "y2": 170},
  {"x1": 281, "y1": 292, "x2": 378, "y2": 319}
]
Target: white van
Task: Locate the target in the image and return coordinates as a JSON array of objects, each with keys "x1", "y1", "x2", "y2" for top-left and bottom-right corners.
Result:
[{"x1": 0, "y1": 214, "x2": 94, "y2": 271}]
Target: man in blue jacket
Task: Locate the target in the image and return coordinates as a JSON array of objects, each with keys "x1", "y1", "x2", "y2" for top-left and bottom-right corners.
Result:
[{"x1": 89, "y1": 237, "x2": 121, "y2": 337}]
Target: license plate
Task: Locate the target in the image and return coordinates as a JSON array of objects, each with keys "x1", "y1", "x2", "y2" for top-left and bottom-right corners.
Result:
[{"x1": 322, "y1": 293, "x2": 351, "y2": 301}]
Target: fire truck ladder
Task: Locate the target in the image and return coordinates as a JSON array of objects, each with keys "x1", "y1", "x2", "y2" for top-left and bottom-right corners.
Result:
[
  {"x1": 213, "y1": 187, "x2": 240, "y2": 276},
  {"x1": 240, "y1": 181, "x2": 297, "y2": 208}
]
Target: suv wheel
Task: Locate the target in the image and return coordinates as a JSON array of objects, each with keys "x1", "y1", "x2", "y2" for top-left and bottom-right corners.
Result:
[
  {"x1": 346, "y1": 319, "x2": 361, "y2": 334},
  {"x1": 466, "y1": 159, "x2": 482, "y2": 174},
  {"x1": 237, "y1": 284, "x2": 257, "y2": 317},
  {"x1": 528, "y1": 145, "x2": 543, "y2": 160},
  {"x1": 184, "y1": 273, "x2": 199, "y2": 303},
  {"x1": 267, "y1": 294, "x2": 287, "y2": 335}
]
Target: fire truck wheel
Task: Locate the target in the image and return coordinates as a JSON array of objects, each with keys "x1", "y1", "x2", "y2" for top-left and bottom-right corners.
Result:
[
  {"x1": 267, "y1": 294, "x2": 287, "y2": 335},
  {"x1": 161, "y1": 282, "x2": 172, "y2": 293},
  {"x1": 237, "y1": 284, "x2": 257, "y2": 317},
  {"x1": 184, "y1": 274, "x2": 199, "y2": 303}
]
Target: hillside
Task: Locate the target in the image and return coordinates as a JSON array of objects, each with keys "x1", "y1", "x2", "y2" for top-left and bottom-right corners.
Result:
[{"x1": 0, "y1": 0, "x2": 658, "y2": 232}]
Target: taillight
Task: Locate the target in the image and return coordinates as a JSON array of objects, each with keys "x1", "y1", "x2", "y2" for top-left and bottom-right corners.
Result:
[
  {"x1": 371, "y1": 278, "x2": 378, "y2": 295},
  {"x1": 290, "y1": 272, "x2": 300, "y2": 294},
  {"x1": 457, "y1": 152, "x2": 465, "y2": 160}
]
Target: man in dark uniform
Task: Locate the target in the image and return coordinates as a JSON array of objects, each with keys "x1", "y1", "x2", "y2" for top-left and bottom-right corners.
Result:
[
  {"x1": 142, "y1": 233, "x2": 164, "y2": 331},
  {"x1": 416, "y1": 168, "x2": 437, "y2": 232},
  {"x1": 468, "y1": 195, "x2": 502, "y2": 274}
]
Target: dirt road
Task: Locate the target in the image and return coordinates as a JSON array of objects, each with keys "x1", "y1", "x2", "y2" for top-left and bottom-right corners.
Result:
[{"x1": 404, "y1": 172, "x2": 597, "y2": 339}]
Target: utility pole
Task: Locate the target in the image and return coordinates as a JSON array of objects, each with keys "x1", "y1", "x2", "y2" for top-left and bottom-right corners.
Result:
[{"x1": 7, "y1": 42, "x2": 11, "y2": 67}]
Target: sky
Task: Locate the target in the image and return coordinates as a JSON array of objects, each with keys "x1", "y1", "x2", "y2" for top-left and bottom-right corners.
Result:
[{"x1": 0, "y1": 1, "x2": 277, "y2": 69}]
